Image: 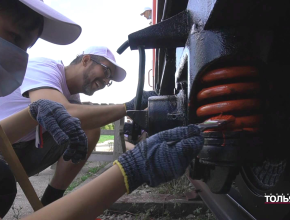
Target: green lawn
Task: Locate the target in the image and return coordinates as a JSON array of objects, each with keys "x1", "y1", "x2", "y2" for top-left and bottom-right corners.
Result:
[
  {"x1": 98, "y1": 135, "x2": 114, "y2": 143},
  {"x1": 65, "y1": 163, "x2": 108, "y2": 195}
]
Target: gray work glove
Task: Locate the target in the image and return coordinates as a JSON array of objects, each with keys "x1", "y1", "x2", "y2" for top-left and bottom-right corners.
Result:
[
  {"x1": 124, "y1": 90, "x2": 157, "y2": 110},
  {"x1": 114, "y1": 124, "x2": 204, "y2": 193},
  {"x1": 29, "y1": 99, "x2": 88, "y2": 164}
]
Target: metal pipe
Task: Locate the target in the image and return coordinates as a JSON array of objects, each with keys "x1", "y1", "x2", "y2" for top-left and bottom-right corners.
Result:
[
  {"x1": 117, "y1": 40, "x2": 129, "y2": 55},
  {"x1": 132, "y1": 46, "x2": 146, "y2": 141},
  {"x1": 161, "y1": 0, "x2": 171, "y2": 21},
  {"x1": 152, "y1": 0, "x2": 157, "y2": 88},
  {"x1": 148, "y1": 69, "x2": 153, "y2": 87},
  {"x1": 134, "y1": 46, "x2": 146, "y2": 110}
]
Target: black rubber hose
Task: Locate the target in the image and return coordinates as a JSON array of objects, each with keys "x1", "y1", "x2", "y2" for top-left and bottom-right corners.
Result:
[
  {"x1": 117, "y1": 40, "x2": 129, "y2": 55},
  {"x1": 134, "y1": 46, "x2": 146, "y2": 110},
  {"x1": 132, "y1": 46, "x2": 146, "y2": 141}
]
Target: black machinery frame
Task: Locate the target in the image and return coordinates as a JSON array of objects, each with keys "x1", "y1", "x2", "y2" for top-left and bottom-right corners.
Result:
[{"x1": 117, "y1": 0, "x2": 290, "y2": 219}]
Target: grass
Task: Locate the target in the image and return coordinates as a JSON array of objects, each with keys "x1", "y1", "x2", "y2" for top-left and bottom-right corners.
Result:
[
  {"x1": 99, "y1": 174, "x2": 216, "y2": 219},
  {"x1": 147, "y1": 174, "x2": 194, "y2": 195},
  {"x1": 100, "y1": 207, "x2": 216, "y2": 220},
  {"x1": 65, "y1": 163, "x2": 108, "y2": 195},
  {"x1": 98, "y1": 135, "x2": 114, "y2": 143},
  {"x1": 192, "y1": 209, "x2": 216, "y2": 220},
  {"x1": 99, "y1": 174, "x2": 216, "y2": 220},
  {"x1": 131, "y1": 206, "x2": 215, "y2": 220}
]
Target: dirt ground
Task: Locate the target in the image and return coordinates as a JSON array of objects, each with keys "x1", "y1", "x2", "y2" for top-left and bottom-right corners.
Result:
[
  {"x1": 3, "y1": 161, "x2": 216, "y2": 220},
  {"x1": 4, "y1": 161, "x2": 104, "y2": 220}
]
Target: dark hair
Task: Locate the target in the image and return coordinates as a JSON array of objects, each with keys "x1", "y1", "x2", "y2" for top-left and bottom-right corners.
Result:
[
  {"x1": 0, "y1": 0, "x2": 44, "y2": 38},
  {"x1": 70, "y1": 54, "x2": 106, "y2": 65}
]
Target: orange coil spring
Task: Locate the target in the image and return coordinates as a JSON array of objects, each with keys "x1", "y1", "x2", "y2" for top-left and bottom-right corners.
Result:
[{"x1": 196, "y1": 66, "x2": 264, "y2": 131}]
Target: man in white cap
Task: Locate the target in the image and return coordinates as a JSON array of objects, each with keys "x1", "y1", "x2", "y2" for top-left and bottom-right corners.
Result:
[
  {"x1": 0, "y1": 45, "x2": 157, "y2": 207},
  {"x1": 140, "y1": 6, "x2": 152, "y2": 20},
  {"x1": 0, "y1": 0, "x2": 85, "y2": 217},
  {"x1": 0, "y1": 2, "x2": 203, "y2": 219}
]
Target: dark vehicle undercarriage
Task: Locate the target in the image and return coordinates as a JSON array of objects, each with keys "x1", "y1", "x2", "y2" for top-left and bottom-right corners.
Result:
[{"x1": 118, "y1": 0, "x2": 290, "y2": 219}]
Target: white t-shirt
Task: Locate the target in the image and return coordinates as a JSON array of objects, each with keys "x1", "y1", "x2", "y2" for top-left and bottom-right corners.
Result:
[{"x1": 0, "y1": 57, "x2": 80, "y2": 143}]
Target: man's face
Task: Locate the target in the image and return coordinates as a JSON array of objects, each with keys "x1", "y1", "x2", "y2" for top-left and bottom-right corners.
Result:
[
  {"x1": 0, "y1": 12, "x2": 40, "y2": 51},
  {"x1": 141, "y1": 10, "x2": 152, "y2": 20},
  {"x1": 82, "y1": 59, "x2": 116, "y2": 96}
]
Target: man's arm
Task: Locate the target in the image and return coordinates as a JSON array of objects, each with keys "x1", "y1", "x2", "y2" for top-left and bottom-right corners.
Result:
[
  {"x1": 0, "y1": 107, "x2": 38, "y2": 143},
  {"x1": 21, "y1": 125, "x2": 203, "y2": 220},
  {"x1": 29, "y1": 89, "x2": 126, "y2": 130},
  {"x1": 22, "y1": 165, "x2": 126, "y2": 220}
]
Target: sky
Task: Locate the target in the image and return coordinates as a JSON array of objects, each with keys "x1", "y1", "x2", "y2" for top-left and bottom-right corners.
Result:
[{"x1": 28, "y1": 0, "x2": 154, "y2": 104}]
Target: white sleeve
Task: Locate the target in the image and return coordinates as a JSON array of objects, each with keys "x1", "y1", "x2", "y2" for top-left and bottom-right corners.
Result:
[{"x1": 20, "y1": 58, "x2": 64, "y2": 98}]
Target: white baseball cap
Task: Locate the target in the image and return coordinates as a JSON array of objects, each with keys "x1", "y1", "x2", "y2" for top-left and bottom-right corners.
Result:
[
  {"x1": 141, "y1": 7, "x2": 152, "y2": 15},
  {"x1": 19, "y1": 0, "x2": 82, "y2": 45},
  {"x1": 83, "y1": 46, "x2": 126, "y2": 82}
]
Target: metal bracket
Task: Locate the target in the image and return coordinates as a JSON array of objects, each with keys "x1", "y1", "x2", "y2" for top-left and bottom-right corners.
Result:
[{"x1": 126, "y1": 110, "x2": 148, "y2": 131}]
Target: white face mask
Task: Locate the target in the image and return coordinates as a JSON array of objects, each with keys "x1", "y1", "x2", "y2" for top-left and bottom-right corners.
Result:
[{"x1": 0, "y1": 37, "x2": 28, "y2": 97}]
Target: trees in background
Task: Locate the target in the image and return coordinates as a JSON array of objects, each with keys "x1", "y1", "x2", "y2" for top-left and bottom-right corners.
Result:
[{"x1": 101, "y1": 123, "x2": 114, "y2": 130}]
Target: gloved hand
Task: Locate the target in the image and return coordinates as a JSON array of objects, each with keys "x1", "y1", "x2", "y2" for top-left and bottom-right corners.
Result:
[
  {"x1": 29, "y1": 99, "x2": 88, "y2": 164},
  {"x1": 114, "y1": 124, "x2": 204, "y2": 193},
  {"x1": 124, "y1": 90, "x2": 157, "y2": 111}
]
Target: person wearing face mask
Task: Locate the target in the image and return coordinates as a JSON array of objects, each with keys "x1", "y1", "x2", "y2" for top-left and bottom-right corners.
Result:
[
  {"x1": 0, "y1": 0, "x2": 205, "y2": 219},
  {"x1": 0, "y1": 0, "x2": 88, "y2": 217}
]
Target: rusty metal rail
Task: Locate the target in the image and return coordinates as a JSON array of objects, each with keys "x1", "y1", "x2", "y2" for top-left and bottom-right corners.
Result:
[{"x1": 187, "y1": 176, "x2": 256, "y2": 220}]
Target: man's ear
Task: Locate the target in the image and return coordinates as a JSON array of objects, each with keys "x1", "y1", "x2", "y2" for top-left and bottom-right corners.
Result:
[{"x1": 82, "y1": 55, "x2": 91, "y2": 67}]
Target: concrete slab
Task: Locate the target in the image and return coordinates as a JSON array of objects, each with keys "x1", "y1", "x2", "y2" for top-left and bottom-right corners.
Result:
[{"x1": 109, "y1": 193, "x2": 205, "y2": 218}]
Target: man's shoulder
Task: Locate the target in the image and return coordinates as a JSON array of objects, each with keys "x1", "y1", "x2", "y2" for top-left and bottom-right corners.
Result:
[
  {"x1": 28, "y1": 57, "x2": 63, "y2": 69},
  {"x1": 21, "y1": 57, "x2": 66, "y2": 95}
]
